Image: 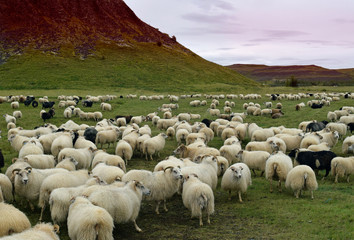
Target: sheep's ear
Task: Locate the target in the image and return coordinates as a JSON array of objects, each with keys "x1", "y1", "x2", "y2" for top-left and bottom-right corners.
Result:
[
  {"x1": 12, "y1": 158, "x2": 18, "y2": 163},
  {"x1": 22, "y1": 140, "x2": 28, "y2": 146},
  {"x1": 23, "y1": 157, "x2": 28, "y2": 162},
  {"x1": 53, "y1": 224, "x2": 60, "y2": 234},
  {"x1": 70, "y1": 197, "x2": 76, "y2": 204},
  {"x1": 240, "y1": 167, "x2": 243, "y2": 170}
]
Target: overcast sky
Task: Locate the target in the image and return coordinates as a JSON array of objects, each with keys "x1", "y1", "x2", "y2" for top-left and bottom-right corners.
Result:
[{"x1": 125, "y1": 0, "x2": 354, "y2": 69}]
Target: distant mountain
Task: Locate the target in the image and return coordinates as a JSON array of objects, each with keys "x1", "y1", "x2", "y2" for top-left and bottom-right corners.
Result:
[
  {"x1": 0, "y1": 0, "x2": 257, "y2": 91},
  {"x1": 226, "y1": 64, "x2": 353, "y2": 84}
]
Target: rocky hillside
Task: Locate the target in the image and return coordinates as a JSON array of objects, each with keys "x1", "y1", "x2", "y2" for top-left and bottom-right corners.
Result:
[{"x1": 227, "y1": 64, "x2": 353, "y2": 85}]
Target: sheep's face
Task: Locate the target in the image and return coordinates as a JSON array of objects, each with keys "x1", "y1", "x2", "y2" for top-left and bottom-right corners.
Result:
[
  {"x1": 231, "y1": 166, "x2": 243, "y2": 179},
  {"x1": 333, "y1": 131, "x2": 339, "y2": 139},
  {"x1": 171, "y1": 167, "x2": 183, "y2": 180},
  {"x1": 15, "y1": 169, "x2": 30, "y2": 185},
  {"x1": 135, "y1": 181, "x2": 151, "y2": 196}
]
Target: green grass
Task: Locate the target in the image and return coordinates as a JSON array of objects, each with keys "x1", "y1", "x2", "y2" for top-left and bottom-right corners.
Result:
[{"x1": 0, "y1": 87, "x2": 353, "y2": 239}]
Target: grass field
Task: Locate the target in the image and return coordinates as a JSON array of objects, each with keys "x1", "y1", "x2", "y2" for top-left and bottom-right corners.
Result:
[{"x1": 0, "y1": 87, "x2": 353, "y2": 240}]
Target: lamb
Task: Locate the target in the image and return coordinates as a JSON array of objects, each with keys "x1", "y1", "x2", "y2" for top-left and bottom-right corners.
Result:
[
  {"x1": 12, "y1": 167, "x2": 68, "y2": 210},
  {"x1": 23, "y1": 154, "x2": 56, "y2": 169},
  {"x1": 307, "y1": 142, "x2": 330, "y2": 151},
  {"x1": 285, "y1": 165, "x2": 318, "y2": 199},
  {"x1": 181, "y1": 174, "x2": 214, "y2": 226},
  {"x1": 265, "y1": 151, "x2": 293, "y2": 192},
  {"x1": 88, "y1": 180, "x2": 150, "y2": 232},
  {"x1": 92, "y1": 162, "x2": 125, "y2": 184},
  {"x1": 0, "y1": 222, "x2": 60, "y2": 240},
  {"x1": 38, "y1": 169, "x2": 91, "y2": 221},
  {"x1": 57, "y1": 147, "x2": 95, "y2": 169},
  {"x1": 51, "y1": 131, "x2": 79, "y2": 157},
  {"x1": 236, "y1": 150, "x2": 270, "y2": 177},
  {"x1": 342, "y1": 135, "x2": 354, "y2": 154},
  {"x1": 67, "y1": 196, "x2": 114, "y2": 240},
  {"x1": 92, "y1": 150, "x2": 126, "y2": 171},
  {"x1": 143, "y1": 133, "x2": 168, "y2": 161},
  {"x1": 0, "y1": 193, "x2": 31, "y2": 237},
  {"x1": 12, "y1": 110, "x2": 22, "y2": 119},
  {"x1": 331, "y1": 157, "x2": 354, "y2": 183},
  {"x1": 221, "y1": 163, "x2": 252, "y2": 202},
  {"x1": 0, "y1": 174, "x2": 13, "y2": 202},
  {"x1": 3, "y1": 114, "x2": 16, "y2": 124},
  {"x1": 95, "y1": 128, "x2": 120, "y2": 149},
  {"x1": 115, "y1": 140, "x2": 133, "y2": 165},
  {"x1": 55, "y1": 157, "x2": 78, "y2": 171},
  {"x1": 48, "y1": 176, "x2": 104, "y2": 224},
  {"x1": 122, "y1": 166, "x2": 183, "y2": 214}
]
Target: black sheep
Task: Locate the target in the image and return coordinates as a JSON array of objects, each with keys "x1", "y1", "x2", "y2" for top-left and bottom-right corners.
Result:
[
  {"x1": 201, "y1": 118, "x2": 213, "y2": 128},
  {"x1": 292, "y1": 150, "x2": 337, "y2": 177},
  {"x1": 84, "y1": 127, "x2": 98, "y2": 144},
  {"x1": 115, "y1": 115, "x2": 133, "y2": 124},
  {"x1": 42, "y1": 101, "x2": 55, "y2": 109},
  {"x1": 348, "y1": 122, "x2": 354, "y2": 133},
  {"x1": 311, "y1": 103, "x2": 323, "y2": 109},
  {"x1": 83, "y1": 100, "x2": 93, "y2": 107},
  {"x1": 42, "y1": 108, "x2": 55, "y2": 122},
  {"x1": 306, "y1": 121, "x2": 327, "y2": 132},
  {"x1": 0, "y1": 149, "x2": 4, "y2": 173}
]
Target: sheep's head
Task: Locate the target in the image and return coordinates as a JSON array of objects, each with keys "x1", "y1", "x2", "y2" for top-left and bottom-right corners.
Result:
[
  {"x1": 133, "y1": 181, "x2": 151, "y2": 196},
  {"x1": 333, "y1": 131, "x2": 339, "y2": 139},
  {"x1": 165, "y1": 166, "x2": 183, "y2": 180},
  {"x1": 172, "y1": 144, "x2": 186, "y2": 155},
  {"x1": 236, "y1": 150, "x2": 244, "y2": 160},
  {"x1": 13, "y1": 167, "x2": 32, "y2": 184},
  {"x1": 230, "y1": 166, "x2": 243, "y2": 179}
]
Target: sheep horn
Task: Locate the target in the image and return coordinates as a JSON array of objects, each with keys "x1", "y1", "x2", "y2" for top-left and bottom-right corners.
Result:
[
  {"x1": 12, "y1": 168, "x2": 21, "y2": 175},
  {"x1": 53, "y1": 224, "x2": 60, "y2": 234},
  {"x1": 190, "y1": 173, "x2": 199, "y2": 178},
  {"x1": 164, "y1": 166, "x2": 174, "y2": 172},
  {"x1": 25, "y1": 166, "x2": 32, "y2": 172}
]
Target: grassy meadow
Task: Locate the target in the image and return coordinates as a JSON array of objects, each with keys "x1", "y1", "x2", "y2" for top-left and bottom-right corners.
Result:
[{"x1": 0, "y1": 86, "x2": 353, "y2": 240}]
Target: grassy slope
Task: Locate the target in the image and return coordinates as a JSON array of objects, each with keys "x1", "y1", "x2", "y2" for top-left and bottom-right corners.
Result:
[
  {"x1": 0, "y1": 87, "x2": 353, "y2": 239},
  {"x1": 0, "y1": 43, "x2": 258, "y2": 92}
]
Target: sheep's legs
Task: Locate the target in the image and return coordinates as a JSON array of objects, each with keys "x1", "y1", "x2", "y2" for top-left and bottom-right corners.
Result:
[
  {"x1": 163, "y1": 199, "x2": 168, "y2": 212},
  {"x1": 252, "y1": 169, "x2": 257, "y2": 177},
  {"x1": 133, "y1": 220, "x2": 142, "y2": 232},
  {"x1": 207, "y1": 213, "x2": 211, "y2": 224},
  {"x1": 260, "y1": 171, "x2": 264, "y2": 177},
  {"x1": 155, "y1": 201, "x2": 161, "y2": 215},
  {"x1": 39, "y1": 203, "x2": 46, "y2": 221},
  {"x1": 346, "y1": 175, "x2": 350, "y2": 183},
  {"x1": 228, "y1": 190, "x2": 232, "y2": 200},
  {"x1": 269, "y1": 179, "x2": 273, "y2": 193},
  {"x1": 295, "y1": 190, "x2": 300, "y2": 198},
  {"x1": 28, "y1": 200, "x2": 34, "y2": 211},
  {"x1": 335, "y1": 173, "x2": 339, "y2": 183},
  {"x1": 238, "y1": 191, "x2": 243, "y2": 203},
  {"x1": 150, "y1": 154, "x2": 154, "y2": 161},
  {"x1": 311, "y1": 190, "x2": 314, "y2": 199},
  {"x1": 278, "y1": 180, "x2": 282, "y2": 192},
  {"x1": 199, "y1": 213, "x2": 203, "y2": 226}
]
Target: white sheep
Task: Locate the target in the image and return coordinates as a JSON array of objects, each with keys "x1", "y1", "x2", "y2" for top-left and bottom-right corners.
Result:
[
  {"x1": 18, "y1": 138, "x2": 44, "y2": 158},
  {"x1": 307, "y1": 142, "x2": 330, "y2": 151},
  {"x1": 67, "y1": 196, "x2": 114, "y2": 240},
  {"x1": 245, "y1": 140, "x2": 277, "y2": 154},
  {"x1": 131, "y1": 115, "x2": 146, "y2": 125},
  {"x1": 0, "y1": 222, "x2": 60, "y2": 240},
  {"x1": 0, "y1": 194, "x2": 31, "y2": 237},
  {"x1": 11, "y1": 101, "x2": 19, "y2": 109},
  {"x1": 23, "y1": 154, "x2": 56, "y2": 169},
  {"x1": 326, "y1": 123, "x2": 347, "y2": 138},
  {"x1": 55, "y1": 157, "x2": 78, "y2": 171},
  {"x1": 342, "y1": 135, "x2": 354, "y2": 154},
  {"x1": 92, "y1": 162, "x2": 125, "y2": 184},
  {"x1": 12, "y1": 110, "x2": 22, "y2": 119},
  {"x1": 143, "y1": 133, "x2": 168, "y2": 161},
  {"x1": 3, "y1": 114, "x2": 16, "y2": 124},
  {"x1": 265, "y1": 152, "x2": 293, "y2": 192},
  {"x1": 88, "y1": 180, "x2": 150, "y2": 232},
  {"x1": 298, "y1": 120, "x2": 314, "y2": 132},
  {"x1": 115, "y1": 140, "x2": 133, "y2": 165},
  {"x1": 138, "y1": 124, "x2": 151, "y2": 136},
  {"x1": 331, "y1": 157, "x2": 354, "y2": 183},
  {"x1": 51, "y1": 131, "x2": 77, "y2": 157},
  {"x1": 57, "y1": 147, "x2": 95, "y2": 169},
  {"x1": 327, "y1": 111, "x2": 337, "y2": 122},
  {"x1": 216, "y1": 156, "x2": 229, "y2": 176},
  {"x1": 221, "y1": 163, "x2": 252, "y2": 202},
  {"x1": 251, "y1": 128, "x2": 275, "y2": 141},
  {"x1": 49, "y1": 177, "x2": 104, "y2": 224},
  {"x1": 74, "y1": 136, "x2": 97, "y2": 149},
  {"x1": 92, "y1": 150, "x2": 126, "y2": 171},
  {"x1": 236, "y1": 150, "x2": 270, "y2": 177},
  {"x1": 7, "y1": 122, "x2": 16, "y2": 130},
  {"x1": 95, "y1": 128, "x2": 120, "y2": 149},
  {"x1": 219, "y1": 142, "x2": 242, "y2": 164},
  {"x1": 100, "y1": 102, "x2": 112, "y2": 111},
  {"x1": 285, "y1": 165, "x2": 318, "y2": 199},
  {"x1": 339, "y1": 115, "x2": 354, "y2": 125},
  {"x1": 38, "y1": 132, "x2": 63, "y2": 154},
  {"x1": 166, "y1": 126, "x2": 175, "y2": 139},
  {"x1": 300, "y1": 133, "x2": 322, "y2": 149},
  {"x1": 182, "y1": 174, "x2": 214, "y2": 226},
  {"x1": 122, "y1": 130, "x2": 140, "y2": 151},
  {"x1": 122, "y1": 166, "x2": 183, "y2": 214},
  {"x1": 319, "y1": 130, "x2": 339, "y2": 148},
  {"x1": 8, "y1": 134, "x2": 29, "y2": 152},
  {"x1": 38, "y1": 169, "x2": 91, "y2": 221},
  {"x1": 275, "y1": 133, "x2": 305, "y2": 151},
  {"x1": 0, "y1": 174, "x2": 14, "y2": 202}
]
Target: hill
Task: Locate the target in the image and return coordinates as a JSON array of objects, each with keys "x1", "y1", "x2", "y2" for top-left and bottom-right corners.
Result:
[
  {"x1": 0, "y1": 0, "x2": 257, "y2": 92},
  {"x1": 226, "y1": 64, "x2": 353, "y2": 85}
]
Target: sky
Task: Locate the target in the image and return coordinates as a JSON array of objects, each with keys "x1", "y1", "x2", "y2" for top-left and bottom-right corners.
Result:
[{"x1": 125, "y1": 0, "x2": 354, "y2": 69}]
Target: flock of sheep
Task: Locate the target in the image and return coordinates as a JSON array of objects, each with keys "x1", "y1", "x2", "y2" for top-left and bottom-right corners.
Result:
[{"x1": 0, "y1": 91, "x2": 353, "y2": 239}]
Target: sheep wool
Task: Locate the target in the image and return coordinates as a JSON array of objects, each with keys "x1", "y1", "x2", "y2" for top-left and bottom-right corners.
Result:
[{"x1": 285, "y1": 165, "x2": 318, "y2": 199}]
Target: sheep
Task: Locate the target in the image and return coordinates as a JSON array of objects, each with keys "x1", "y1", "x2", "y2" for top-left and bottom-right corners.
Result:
[
  {"x1": 122, "y1": 130, "x2": 140, "y2": 151},
  {"x1": 342, "y1": 135, "x2": 354, "y2": 154},
  {"x1": 3, "y1": 114, "x2": 16, "y2": 124},
  {"x1": 166, "y1": 126, "x2": 176, "y2": 139},
  {"x1": 326, "y1": 123, "x2": 347, "y2": 138},
  {"x1": 115, "y1": 140, "x2": 133, "y2": 165},
  {"x1": 265, "y1": 152, "x2": 293, "y2": 193},
  {"x1": 207, "y1": 108, "x2": 220, "y2": 116},
  {"x1": 307, "y1": 142, "x2": 330, "y2": 151},
  {"x1": 95, "y1": 128, "x2": 120, "y2": 149},
  {"x1": 48, "y1": 177, "x2": 104, "y2": 224},
  {"x1": 22, "y1": 154, "x2": 56, "y2": 169},
  {"x1": 100, "y1": 102, "x2": 112, "y2": 112},
  {"x1": 0, "y1": 174, "x2": 13, "y2": 202},
  {"x1": 339, "y1": 115, "x2": 354, "y2": 125},
  {"x1": 0, "y1": 222, "x2": 60, "y2": 240},
  {"x1": 18, "y1": 138, "x2": 44, "y2": 158},
  {"x1": 122, "y1": 166, "x2": 183, "y2": 214},
  {"x1": 138, "y1": 124, "x2": 151, "y2": 136},
  {"x1": 219, "y1": 143, "x2": 242, "y2": 164},
  {"x1": 334, "y1": 110, "x2": 349, "y2": 118},
  {"x1": 11, "y1": 101, "x2": 19, "y2": 109},
  {"x1": 88, "y1": 180, "x2": 150, "y2": 232},
  {"x1": 67, "y1": 196, "x2": 114, "y2": 240},
  {"x1": 275, "y1": 133, "x2": 305, "y2": 152},
  {"x1": 74, "y1": 136, "x2": 97, "y2": 149},
  {"x1": 143, "y1": 133, "x2": 168, "y2": 161},
  {"x1": 300, "y1": 133, "x2": 322, "y2": 149},
  {"x1": 55, "y1": 157, "x2": 78, "y2": 171},
  {"x1": 319, "y1": 130, "x2": 339, "y2": 148},
  {"x1": 57, "y1": 147, "x2": 95, "y2": 169},
  {"x1": 38, "y1": 169, "x2": 91, "y2": 221},
  {"x1": 216, "y1": 156, "x2": 229, "y2": 176},
  {"x1": 221, "y1": 163, "x2": 252, "y2": 202},
  {"x1": 177, "y1": 113, "x2": 191, "y2": 122},
  {"x1": 131, "y1": 115, "x2": 146, "y2": 125},
  {"x1": 236, "y1": 150, "x2": 270, "y2": 177},
  {"x1": 245, "y1": 140, "x2": 278, "y2": 154},
  {"x1": 0, "y1": 194, "x2": 31, "y2": 237},
  {"x1": 251, "y1": 128, "x2": 275, "y2": 142},
  {"x1": 92, "y1": 150, "x2": 126, "y2": 171},
  {"x1": 12, "y1": 167, "x2": 68, "y2": 210},
  {"x1": 285, "y1": 165, "x2": 318, "y2": 199},
  {"x1": 12, "y1": 110, "x2": 22, "y2": 119},
  {"x1": 92, "y1": 163, "x2": 125, "y2": 184},
  {"x1": 181, "y1": 174, "x2": 214, "y2": 226},
  {"x1": 327, "y1": 111, "x2": 337, "y2": 122},
  {"x1": 331, "y1": 157, "x2": 354, "y2": 183},
  {"x1": 51, "y1": 131, "x2": 79, "y2": 157}
]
